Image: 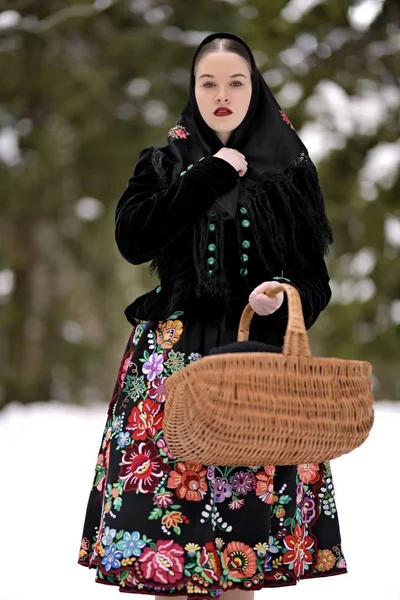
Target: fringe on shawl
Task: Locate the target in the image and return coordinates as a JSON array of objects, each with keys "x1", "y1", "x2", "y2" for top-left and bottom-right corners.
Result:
[{"x1": 248, "y1": 152, "x2": 333, "y2": 264}]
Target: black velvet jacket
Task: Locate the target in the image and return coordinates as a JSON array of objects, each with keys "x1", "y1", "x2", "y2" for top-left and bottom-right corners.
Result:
[{"x1": 115, "y1": 147, "x2": 332, "y2": 342}]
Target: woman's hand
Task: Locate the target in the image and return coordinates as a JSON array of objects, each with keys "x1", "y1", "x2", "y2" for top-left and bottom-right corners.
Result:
[
  {"x1": 249, "y1": 281, "x2": 284, "y2": 316},
  {"x1": 213, "y1": 148, "x2": 248, "y2": 177}
]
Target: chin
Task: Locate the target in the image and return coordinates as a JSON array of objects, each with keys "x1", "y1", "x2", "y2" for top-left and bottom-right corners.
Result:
[
  {"x1": 206, "y1": 117, "x2": 240, "y2": 132},
  {"x1": 214, "y1": 124, "x2": 237, "y2": 134},
  {"x1": 215, "y1": 121, "x2": 242, "y2": 133}
]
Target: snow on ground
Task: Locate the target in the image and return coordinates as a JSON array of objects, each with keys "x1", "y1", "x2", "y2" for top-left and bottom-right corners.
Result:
[{"x1": 1, "y1": 400, "x2": 399, "y2": 600}]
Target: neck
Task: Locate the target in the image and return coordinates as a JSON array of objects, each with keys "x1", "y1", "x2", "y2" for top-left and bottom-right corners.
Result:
[{"x1": 216, "y1": 131, "x2": 231, "y2": 145}]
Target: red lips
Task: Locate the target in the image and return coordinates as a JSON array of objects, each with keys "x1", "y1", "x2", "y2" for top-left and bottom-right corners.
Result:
[{"x1": 214, "y1": 107, "x2": 233, "y2": 115}]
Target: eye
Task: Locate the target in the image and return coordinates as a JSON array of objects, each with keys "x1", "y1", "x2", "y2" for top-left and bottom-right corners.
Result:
[{"x1": 202, "y1": 81, "x2": 244, "y2": 88}]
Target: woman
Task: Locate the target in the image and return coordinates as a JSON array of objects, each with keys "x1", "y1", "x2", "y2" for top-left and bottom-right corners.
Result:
[{"x1": 77, "y1": 32, "x2": 347, "y2": 599}]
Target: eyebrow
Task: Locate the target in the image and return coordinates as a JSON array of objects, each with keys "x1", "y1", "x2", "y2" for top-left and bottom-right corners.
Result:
[{"x1": 198, "y1": 73, "x2": 247, "y2": 79}]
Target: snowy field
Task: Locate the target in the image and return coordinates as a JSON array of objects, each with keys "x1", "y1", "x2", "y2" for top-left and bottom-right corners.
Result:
[{"x1": 1, "y1": 399, "x2": 399, "y2": 600}]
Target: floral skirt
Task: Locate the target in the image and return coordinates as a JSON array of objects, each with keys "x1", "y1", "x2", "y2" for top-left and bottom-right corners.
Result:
[{"x1": 77, "y1": 309, "x2": 347, "y2": 597}]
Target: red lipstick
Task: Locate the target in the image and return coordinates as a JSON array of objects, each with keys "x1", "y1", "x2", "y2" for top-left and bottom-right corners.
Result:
[{"x1": 214, "y1": 107, "x2": 233, "y2": 117}]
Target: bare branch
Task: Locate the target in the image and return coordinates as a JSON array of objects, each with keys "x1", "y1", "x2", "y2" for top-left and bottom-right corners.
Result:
[
  {"x1": 0, "y1": 0, "x2": 38, "y2": 9},
  {"x1": 36, "y1": 4, "x2": 96, "y2": 31},
  {"x1": 17, "y1": 0, "x2": 126, "y2": 33}
]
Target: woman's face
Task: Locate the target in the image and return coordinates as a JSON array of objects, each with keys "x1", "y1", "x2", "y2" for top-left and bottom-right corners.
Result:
[{"x1": 194, "y1": 51, "x2": 252, "y2": 145}]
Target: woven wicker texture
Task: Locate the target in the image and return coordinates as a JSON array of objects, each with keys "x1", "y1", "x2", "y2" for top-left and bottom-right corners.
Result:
[{"x1": 164, "y1": 283, "x2": 375, "y2": 466}]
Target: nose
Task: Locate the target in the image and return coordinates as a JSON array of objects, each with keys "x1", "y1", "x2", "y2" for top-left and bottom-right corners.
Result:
[{"x1": 215, "y1": 89, "x2": 230, "y2": 103}]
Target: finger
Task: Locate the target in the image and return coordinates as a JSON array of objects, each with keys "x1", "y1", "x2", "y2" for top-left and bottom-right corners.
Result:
[
  {"x1": 253, "y1": 281, "x2": 273, "y2": 294},
  {"x1": 263, "y1": 287, "x2": 283, "y2": 300},
  {"x1": 249, "y1": 289, "x2": 268, "y2": 304}
]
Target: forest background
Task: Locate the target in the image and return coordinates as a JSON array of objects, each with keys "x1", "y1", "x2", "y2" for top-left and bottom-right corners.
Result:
[{"x1": 0, "y1": 0, "x2": 399, "y2": 408}]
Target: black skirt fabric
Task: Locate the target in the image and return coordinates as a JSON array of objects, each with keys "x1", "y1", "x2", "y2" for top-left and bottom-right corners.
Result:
[{"x1": 77, "y1": 309, "x2": 347, "y2": 597}]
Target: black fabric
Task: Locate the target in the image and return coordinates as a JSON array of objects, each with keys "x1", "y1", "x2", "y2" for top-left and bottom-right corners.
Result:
[
  {"x1": 207, "y1": 341, "x2": 281, "y2": 356},
  {"x1": 115, "y1": 31, "x2": 334, "y2": 336},
  {"x1": 115, "y1": 147, "x2": 332, "y2": 332},
  {"x1": 115, "y1": 152, "x2": 238, "y2": 265}
]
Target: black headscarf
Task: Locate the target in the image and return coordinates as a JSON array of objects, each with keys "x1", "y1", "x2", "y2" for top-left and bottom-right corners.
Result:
[{"x1": 149, "y1": 32, "x2": 333, "y2": 298}]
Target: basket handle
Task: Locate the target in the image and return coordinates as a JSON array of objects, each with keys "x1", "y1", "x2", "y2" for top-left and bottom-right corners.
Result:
[{"x1": 237, "y1": 283, "x2": 312, "y2": 357}]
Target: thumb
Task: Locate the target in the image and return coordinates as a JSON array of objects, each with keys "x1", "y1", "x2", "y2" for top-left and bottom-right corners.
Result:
[{"x1": 252, "y1": 281, "x2": 271, "y2": 294}]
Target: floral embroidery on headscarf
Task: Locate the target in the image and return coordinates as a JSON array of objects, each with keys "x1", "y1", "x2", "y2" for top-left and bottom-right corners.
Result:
[
  {"x1": 167, "y1": 124, "x2": 190, "y2": 139},
  {"x1": 280, "y1": 110, "x2": 295, "y2": 130}
]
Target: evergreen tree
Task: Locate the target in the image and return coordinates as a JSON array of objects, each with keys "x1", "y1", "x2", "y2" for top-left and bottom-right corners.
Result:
[{"x1": 0, "y1": 0, "x2": 398, "y2": 407}]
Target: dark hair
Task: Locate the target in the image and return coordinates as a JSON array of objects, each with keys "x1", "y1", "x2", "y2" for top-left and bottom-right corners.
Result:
[{"x1": 194, "y1": 37, "x2": 253, "y2": 77}]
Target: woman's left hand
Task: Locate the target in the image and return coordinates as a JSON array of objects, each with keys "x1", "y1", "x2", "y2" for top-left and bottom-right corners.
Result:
[{"x1": 249, "y1": 281, "x2": 284, "y2": 316}]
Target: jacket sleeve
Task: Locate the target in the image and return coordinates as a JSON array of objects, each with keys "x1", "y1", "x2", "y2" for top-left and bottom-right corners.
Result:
[
  {"x1": 256, "y1": 250, "x2": 331, "y2": 335},
  {"x1": 261, "y1": 166, "x2": 333, "y2": 332},
  {"x1": 115, "y1": 147, "x2": 239, "y2": 265},
  {"x1": 284, "y1": 253, "x2": 332, "y2": 330}
]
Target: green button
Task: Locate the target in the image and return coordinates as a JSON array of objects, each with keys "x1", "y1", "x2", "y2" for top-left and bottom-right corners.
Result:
[
  {"x1": 207, "y1": 257, "x2": 216, "y2": 266},
  {"x1": 187, "y1": 163, "x2": 193, "y2": 170},
  {"x1": 156, "y1": 285, "x2": 162, "y2": 293},
  {"x1": 240, "y1": 268, "x2": 248, "y2": 277},
  {"x1": 241, "y1": 254, "x2": 249, "y2": 263},
  {"x1": 209, "y1": 223, "x2": 216, "y2": 232},
  {"x1": 242, "y1": 240, "x2": 250, "y2": 249},
  {"x1": 208, "y1": 243, "x2": 216, "y2": 252},
  {"x1": 208, "y1": 270, "x2": 213, "y2": 276},
  {"x1": 241, "y1": 219, "x2": 250, "y2": 228},
  {"x1": 180, "y1": 170, "x2": 186, "y2": 177},
  {"x1": 240, "y1": 206, "x2": 248, "y2": 214},
  {"x1": 199, "y1": 156, "x2": 205, "y2": 161}
]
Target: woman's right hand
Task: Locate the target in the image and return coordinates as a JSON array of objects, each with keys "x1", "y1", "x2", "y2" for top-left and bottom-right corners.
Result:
[{"x1": 213, "y1": 148, "x2": 248, "y2": 177}]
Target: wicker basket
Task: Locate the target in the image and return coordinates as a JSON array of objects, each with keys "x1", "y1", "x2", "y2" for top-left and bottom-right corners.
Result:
[{"x1": 164, "y1": 283, "x2": 375, "y2": 466}]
